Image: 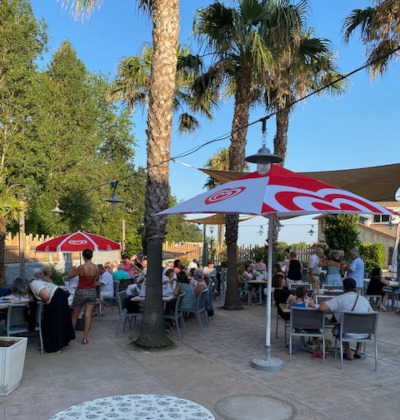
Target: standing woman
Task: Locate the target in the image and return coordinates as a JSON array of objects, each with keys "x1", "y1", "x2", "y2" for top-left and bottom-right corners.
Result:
[
  {"x1": 285, "y1": 251, "x2": 303, "y2": 289},
  {"x1": 319, "y1": 250, "x2": 342, "y2": 287},
  {"x1": 68, "y1": 248, "x2": 99, "y2": 344},
  {"x1": 12, "y1": 277, "x2": 75, "y2": 354}
]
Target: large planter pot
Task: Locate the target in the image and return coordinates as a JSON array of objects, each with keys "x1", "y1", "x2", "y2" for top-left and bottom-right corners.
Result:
[{"x1": 0, "y1": 336, "x2": 28, "y2": 396}]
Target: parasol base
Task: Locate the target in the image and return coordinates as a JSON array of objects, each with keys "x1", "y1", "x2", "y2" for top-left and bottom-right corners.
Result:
[{"x1": 251, "y1": 356, "x2": 283, "y2": 371}]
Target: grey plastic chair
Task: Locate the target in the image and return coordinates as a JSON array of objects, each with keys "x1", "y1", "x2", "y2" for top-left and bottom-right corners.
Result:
[
  {"x1": 185, "y1": 288, "x2": 209, "y2": 331},
  {"x1": 335, "y1": 311, "x2": 379, "y2": 371},
  {"x1": 289, "y1": 307, "x2": 326, "y2": 366},
  {"x1": 115, "y1": 290, "x2": 141, "y2": 337},
  {"x1": 163, "y1": 292, "x2": 186, "y2": 340}
]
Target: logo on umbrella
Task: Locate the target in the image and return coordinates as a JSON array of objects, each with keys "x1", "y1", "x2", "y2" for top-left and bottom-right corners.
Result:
[
  {"x1": 68, "y1": 240, "x2": 88, "y2": 245},
  {"x1": 205, "y1": 187, "x2": 246, "y2": 204}
]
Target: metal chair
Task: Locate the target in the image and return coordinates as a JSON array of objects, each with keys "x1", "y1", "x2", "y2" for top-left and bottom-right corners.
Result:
[
  {"x1": 93, "y1": 285, "x2": 102, "y2": 317},
  {"x1": 185, "y1": 288, "x2": 209, "y2": 331},
  {"x1": 115, "y1": 291, "x2": 141, "y2": 337},
  {"x1": 220, "y1": 268, "x2": 227, "y2": 296},
  {"x1": 334, "y1": 311, "x2": 379, "y2": 371},
  {"x1": 289, "y1": 307, "x2": 326, "y2": 366},
  {"x1": 163, "y1": 292, "x2": 186, "y2": 340},
  {"x1": 103, "y1": 281, "x2": 119, "y2": 311},
  {"x1": 366, "y1": 294, "x2": 382, "y2": 311}
]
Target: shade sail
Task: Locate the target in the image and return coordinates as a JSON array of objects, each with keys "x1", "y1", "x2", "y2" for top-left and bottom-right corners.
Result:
[
  {"x1": 186, "y1": 214, "x2": 254, "y2": 225},
  {"x1": 201, "y1": 162, "x2": 400, "y2": 202}
]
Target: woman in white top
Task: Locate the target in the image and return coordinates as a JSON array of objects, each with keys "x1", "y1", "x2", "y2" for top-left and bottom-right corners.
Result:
[{"x1": 12, "y1": 277, "x2": 75, "y2": 354}]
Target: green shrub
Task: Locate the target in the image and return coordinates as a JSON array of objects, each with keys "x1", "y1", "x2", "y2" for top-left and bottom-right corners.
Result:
[
  {"x1": 359, "y1": 242, "x2": 385, "y2": 273},
  {"x1": 49, "y1": 263, "x2": 67, "y2": 285}
]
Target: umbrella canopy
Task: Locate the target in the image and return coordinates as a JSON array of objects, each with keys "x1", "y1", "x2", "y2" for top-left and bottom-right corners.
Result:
[
  {"x1": 160, "y1": 164, "x2": 393, "y2": 218},
  {"x1": 35, "y1": 231, "x2": 121, "y2": 253},
  {"x1": 159, "y1": 164, "x2": 393, "y2": 371}
]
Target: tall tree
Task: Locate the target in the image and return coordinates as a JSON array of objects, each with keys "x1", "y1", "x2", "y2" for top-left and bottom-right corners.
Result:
[
  {"x1": 64, "y1": 0, "x2": 180, "y2": 348},
  {"x1": 343, "y1": 0, "x2": 400, "y2": 77},
  {"x1": 323, "y1": 214, "x2": 360, "y2": 256},
  {"x1": 194, "y1": 0, "x2": 306, "y2": 310}
]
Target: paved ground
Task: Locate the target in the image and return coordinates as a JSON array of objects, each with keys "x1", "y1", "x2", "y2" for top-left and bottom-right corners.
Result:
[{"x1": 1, "y1": 298, "x2": 399, "y2": 420}]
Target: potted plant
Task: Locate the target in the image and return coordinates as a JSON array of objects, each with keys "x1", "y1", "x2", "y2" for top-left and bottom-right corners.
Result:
[{"x1": 0, "y1": 336, "x2": 28, "y2": 396}]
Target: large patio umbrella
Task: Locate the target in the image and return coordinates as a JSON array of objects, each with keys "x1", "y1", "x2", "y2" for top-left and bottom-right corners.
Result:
[
  {"x1": 35, "y1": 231, "x2": 121, "y2": 253},
  {"x1": 158, "y1": 164, "x2": 394, "y2": 370}
]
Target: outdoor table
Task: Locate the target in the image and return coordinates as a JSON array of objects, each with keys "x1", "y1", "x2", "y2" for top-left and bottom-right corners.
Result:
[
  {"x1": 49, "y1": 394, "x2": 215, "y2": 420},
  {"x1": 382, "y1": 281, "x2": 399, "y2": 311},
  {"x1": 246, "y1": 280, "x2": 268, "y2": 305},
  {"x1": 279, "y1": 303, "x2": 291, "y2": 315},
  {"x1": 131, "y1": 295, "x2": 176, "y2": 303},
  {"x1": 0, "y1": 296, "x2": 30, "y2": 310}
]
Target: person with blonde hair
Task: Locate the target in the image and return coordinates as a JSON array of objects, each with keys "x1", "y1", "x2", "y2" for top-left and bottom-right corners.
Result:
[{"x1": 42, "y1": 266, "x2": 54, "y2": 283}]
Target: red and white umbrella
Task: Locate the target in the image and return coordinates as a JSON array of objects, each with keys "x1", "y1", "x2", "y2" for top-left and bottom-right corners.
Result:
[
  {"x1": 35, "y1": 231, "x2": 121, "y2": 253},
  {"x1": 159, "y1": 164, "x2": 392, "y2": 218},
  {"x1": 159, "y1": 164, "x2": 394, "y2": 370}
]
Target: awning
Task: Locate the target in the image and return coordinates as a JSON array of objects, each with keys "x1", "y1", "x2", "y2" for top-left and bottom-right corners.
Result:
[
  {"x1": 200, "y1": 163, "x2": 400, "y2": 202},
  {"x1": 186, "y1": 214, "x2": 254, "y2": 225}
]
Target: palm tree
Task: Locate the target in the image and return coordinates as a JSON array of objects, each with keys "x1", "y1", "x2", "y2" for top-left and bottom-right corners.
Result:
[
  {"x1": 343, "y1": 0, "x2": 400, "y2": 77},
  {"x1": 194, "y1": 0, "x2": 307, "y2": 310},
  {"x1": 265, "y1": 29, "x2": 346, "y2": 165},
  {"x1": 63, "y1": 0, "x2": 179, "y2": 348},
  {"x1": 0, "y1": 188, "x2": 25, "y2": 287},
  {"x1": 109, "y1": 43, "x2": 216, "y2": 133},
  {"x1": 203, "y1": 148, "x2": 230, "y2": 190}
]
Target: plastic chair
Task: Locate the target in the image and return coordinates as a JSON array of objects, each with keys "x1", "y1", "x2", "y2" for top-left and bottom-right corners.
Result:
[
  {"x1": 220, "y1": 268, "x2": 227, "y2": 296},
  {"x1": 289, "y1": 307, "x2": 326, "y2": 366},
  {"x1": 185, "y1": 288, "x2": 209, "y2": 332},
  {"x1": 366, "y1": 294, "x2": 382, "y2": 311},
  {"x1": 163, "y1": 292, "x2": 186, "y2": 340},
  {"x1": 93, "y1": 285, "x2": 102, "y2": 317},
  {"x1": 334, "y1": 311, "x2": 379, "y2": 371},
  {"x1": 115, "y1": 291, "x2": 141, "y2": 337}
]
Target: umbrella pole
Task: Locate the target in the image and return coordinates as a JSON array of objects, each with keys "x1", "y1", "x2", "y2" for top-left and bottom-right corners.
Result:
[{"x1": 251, "y1": 214, "x2": 283, "y2": 371}]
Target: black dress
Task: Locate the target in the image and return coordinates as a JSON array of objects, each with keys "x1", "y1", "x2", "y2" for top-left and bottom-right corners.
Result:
[
  {"x1": 287, "y1": 260, "x2": 302, "y2": 281},
  {"x1": 274, "y1": 288, "x2": 293, "y2": 320},
  {"x1": 367, "y1": 276, "x2": 384, "y2": 297}
]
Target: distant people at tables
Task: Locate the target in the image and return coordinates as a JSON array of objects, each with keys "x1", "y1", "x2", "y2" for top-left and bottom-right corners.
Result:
[
  {"x1": 292, "y1": 286, "x2": 315, "y2": 308},
  {"x1": 319, "y1": 250, "x2": 343, "y2": 287},
  {"x1": 237, "y1": 265, "x2": 250, "y2": 296},
  {"x1": 273, "y1": 272, "x2": 294, "y2": 321},
  {"x1": 13, "y1": 277, "x2": 75, "y2": 354},
  {"x1": 42, "y1": 266, "x2": 54, "y2": 283},
  {"x1": 187, "y1": 259, "x2": 199, "y2": 270},
  {"x1": 174, "y1": 271, "x2": 197, "y2": 311},
  {"x1": 345, "y1": 249, "x2": 365, "y2": 290},
  {"x1": 318, "y1": 277, "x2": 373, "y2": 360},
  {"x1": 281, "y1": 248, "x2": 291, "y2": 273},
  {"x1": 173, "y1": 259, "x2": 183, "y2": 277},
  {"x1": 254, "y1": 258, "x2": 266, "y2": 271},
  {"x1": 104, "y1": 262, "x2": 113, "y2": 275},
  {"x1": 285, "y1": 251, "x2": 303, "y2": 289},
  {"x1": 272, "y1": 263, "x2": 285, "y2": 277},
  {"x1": 113, "y1": 264, "x2": 131, "y2": 281},
  {"x1": 131, "y1": 251, "x2": 144, "y2": 270},
  {"x1": 192, "y1": 269, "x2": 207, "y2": 297},
  {"x1": 68, "y1": 248, "x2": 99, "y2": 345},
  {"x1": 307, "y1": 247, "x2": 324, "y2": 295},
  {"x1": 367, "y1": 267, "x2": 389, "y2": 311},
  {"x1": 203, "y1": 261, "x2": 216, "y2": 284},
  {"x1": 111, "y1": 261, "x2": 118, "y2": 272},
  {"x1": 121, "y1": 254, "x2": 133, "y2": 278},
  {"x1": 97, "y1": 264, "x2": 114, "y2": 302},
  {"x1": 338, "y1": 250, "x2": 346, "y2": 277},
  {"x1": 163, "y1": 261, "x2": 174, "y2": 275},
  {"x1": 162, "y1": 268, "x2": 176, "y2": 295},
  {"x1": 245, "y1": 263, "x2": 259, "y2": 305}
]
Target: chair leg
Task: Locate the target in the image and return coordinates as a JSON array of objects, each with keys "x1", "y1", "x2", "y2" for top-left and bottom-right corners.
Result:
[
  {"x1": 289, "y1": 334, "x2": 292, "y2": 361},
  {"x1": 175, "y1": 316, "x2": 181, "y2": 340},
  {"x1": 116, "y1": 318, "x2": 122, "y2": 337},
  {"x1": 196, "y1": 313, "x2": 203, "y2": 332}
]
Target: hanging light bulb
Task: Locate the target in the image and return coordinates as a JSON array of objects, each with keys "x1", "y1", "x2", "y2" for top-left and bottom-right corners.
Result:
[
  {"x1": 258, "y1": 225, "x2": 264, "y2": 236},
  {"x1": 51, "y1": 200, "x2": 64, "y2": 217},
  {"x1": 245, "y1": 118, "x2": 283, "y2": 175},
  {"x1": 308, "y1": 225, "x2": 315, "y2": 236},
  {"x1": 105, "y1": 181, "x2": 124, "y2": 209}
]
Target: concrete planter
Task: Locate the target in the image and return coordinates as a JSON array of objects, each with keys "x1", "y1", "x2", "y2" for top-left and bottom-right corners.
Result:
[{"x1": 0, "y1": 336, "x2": 28, "y2": 396}]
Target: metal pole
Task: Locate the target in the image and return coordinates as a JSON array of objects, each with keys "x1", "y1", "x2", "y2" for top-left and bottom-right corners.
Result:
[
  {"x1": 122, "y1": 219, "x2": 126, "y2": 251},
  {"x1": 19, "y1": 211, "x2": 25, "y2": 278},
  {"x1": 202, "y1": 224, "x2": 208, "y2": 267}
]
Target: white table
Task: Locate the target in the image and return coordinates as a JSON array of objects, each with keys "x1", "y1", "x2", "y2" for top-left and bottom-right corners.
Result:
[
  {"x1": 49, "y1": 394, "x2": 215, "y2": 420},
  {"x1": 246, "y1": 280, "x2": 267, "y2": 305}
]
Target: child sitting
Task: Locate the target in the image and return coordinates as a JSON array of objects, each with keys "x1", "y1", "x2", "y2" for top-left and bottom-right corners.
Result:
[{"x1": 292, "y1": 286, "x2": 315, "y2": 308}]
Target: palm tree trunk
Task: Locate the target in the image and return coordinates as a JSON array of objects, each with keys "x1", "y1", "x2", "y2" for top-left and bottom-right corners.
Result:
[
  {"x1": 136, "y1": 0, "x2": 179, "y2": 349},
  {"x1": 0, "y1": 216, "x2": 6, "y2": 288},
  {"x1": 223, "y1": 67, "x2": 252, "y2": 310},
  {"x1": 273, "y1": 108, "x2": 289, "y2": 166}
]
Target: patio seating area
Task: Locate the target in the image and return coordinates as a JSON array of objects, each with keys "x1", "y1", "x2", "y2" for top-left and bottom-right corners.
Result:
[{"x1": 1, "y1": 296, "x2": 399, "y2": 419}]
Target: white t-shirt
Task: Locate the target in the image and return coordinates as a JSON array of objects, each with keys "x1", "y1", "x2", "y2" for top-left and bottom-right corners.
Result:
[
  {"x1": 308, "y1": 254, "x2": 322, "y2": 275},
  {"x1": 99, "y1": 271, "x2": 114, "y2": 298},
  {"x1": 29, "y1": 280, "x2": 58, "y2": 303},
  {"x1": 326, "y1": 291, "x2": 373, "y2": 339}
]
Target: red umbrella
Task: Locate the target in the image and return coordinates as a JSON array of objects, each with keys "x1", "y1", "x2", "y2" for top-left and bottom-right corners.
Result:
[
  {"x1": 35, "y1": 231, "x2": 121, "y2": 253},
  {"x1": 159, "y1": 164, "x2": 395, "y2": 371}
]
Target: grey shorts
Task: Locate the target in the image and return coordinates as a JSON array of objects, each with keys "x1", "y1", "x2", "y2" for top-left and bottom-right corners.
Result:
[{"x1": 72, "y1": 288, "x2": 97, "y2": 307}]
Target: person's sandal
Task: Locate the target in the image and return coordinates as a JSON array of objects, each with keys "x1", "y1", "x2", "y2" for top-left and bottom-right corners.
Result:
[
  {"x1": 343, "y1": 354, "x2": 353, "y2": 360},
  {"x1": 353, "y1": 353, "x2": 362, "y2": 359},
  {"x1": 82, "y1": 339, "x2": 89, "y2": 345}
]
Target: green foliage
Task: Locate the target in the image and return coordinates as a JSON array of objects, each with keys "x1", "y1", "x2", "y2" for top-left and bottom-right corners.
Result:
[
  {"x1": 290, "y1": 242, "x2": 308, "y2": 250},
  {"x1": 323, "y1": 214, "x2": 360, "y2": 255},
  {"x1": 359, "y1": 242, "x2": 385, "y2": 274},
  {"x1": 49, "y1": 263, "x2": 66, "y2": 286}
]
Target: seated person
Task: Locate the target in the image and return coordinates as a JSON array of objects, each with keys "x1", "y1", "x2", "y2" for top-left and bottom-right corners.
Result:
[
  {"x1": 237, "y1": 265, "x2": 251, "y2": 296},
  {"x1": 113, "y1": 263, "x2": 131, "y2": 281},
  {"x1": 273, "y1": 273, "x2": 294, "y2": 320},
  {"x1": 318, "y1": 277, "x2": 373, "y2": 360},
  {"x1": 124, "y1": 283, "x2": 141, "y2": 313},
  {"x1": 97, "y1": 264, "x2": 114, "y2": 301},
  {"x1": 367, "y1": 267, "x2": 389, "y2": 311},
  {"x1": 291, "y1": 285, "x2": 315, "y2": 308},
  {"x1": 173, "y1": 271, "x2": 197, "y2": 311},
  {"x1": 162, "y1": 268, "x2": 175, "y2": 295}
]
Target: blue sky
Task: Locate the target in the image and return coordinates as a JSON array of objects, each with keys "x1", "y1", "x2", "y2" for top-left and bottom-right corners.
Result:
[{"x1": 30, "y1": 0, "x2": 399, "y2": 245}]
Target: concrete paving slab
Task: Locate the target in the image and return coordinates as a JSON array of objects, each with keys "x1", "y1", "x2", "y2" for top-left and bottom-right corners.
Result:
[{"x1": 1, "y1": 300, "x2": 400, "y2": 419}]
